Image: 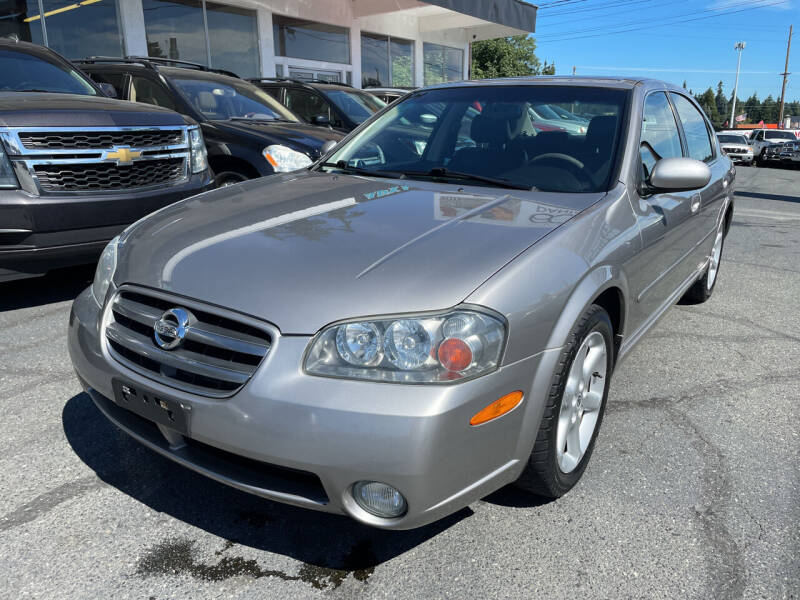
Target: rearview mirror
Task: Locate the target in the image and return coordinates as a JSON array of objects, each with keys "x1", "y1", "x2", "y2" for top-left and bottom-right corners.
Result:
[
  {"x1": 648, "y1": 157, "x2": 711, "y2": 192},
  {"x1": 312, "y1": 114, "x2": 331, "y2": 126},
  {"x1": 96, "y1": 82, "x2": 117, "y2": 98}
]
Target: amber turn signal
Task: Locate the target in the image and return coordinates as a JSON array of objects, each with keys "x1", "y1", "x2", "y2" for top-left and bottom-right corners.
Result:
[{"x1": 470, "y1": 391, "x2": 524, "y2": 426}]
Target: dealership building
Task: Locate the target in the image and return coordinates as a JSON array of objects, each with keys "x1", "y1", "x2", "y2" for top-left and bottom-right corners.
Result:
[{"x1": 1, "y1": 0, "x2": 536, "y2": 87}]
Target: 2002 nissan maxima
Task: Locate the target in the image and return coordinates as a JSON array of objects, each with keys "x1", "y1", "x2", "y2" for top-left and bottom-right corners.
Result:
[{"x1": 69, "y1": 77, "x2": 734, "y2": 529}]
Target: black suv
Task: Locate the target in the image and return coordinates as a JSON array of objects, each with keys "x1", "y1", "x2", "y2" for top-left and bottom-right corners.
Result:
[
  {"x1": 77, "y1": 58, "x2": 344, "y2": 186},
  {"x1": 249, "y1": 78, "x2": 386, "y2": 133},
  {"x1": 0, "y1": 40, "x2": 214, "y2": 283}
]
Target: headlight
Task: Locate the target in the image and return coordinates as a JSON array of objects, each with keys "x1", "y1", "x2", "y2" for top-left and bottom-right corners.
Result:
[
  {"x1": 305, "y1": 308, "x2": 506, "y2": 383},
  {"x1": 189, "y1": 127, "x2": 208, "y2": 174},
  {"x1": 263, "y1": 144, "x2": 312, "y2": 172},
  {"x1": 0, "y1": 141, "x2": 19, "y2": 189},
  {"x1": 91, "y1": 236, "x2": 119, "y2": 306}
]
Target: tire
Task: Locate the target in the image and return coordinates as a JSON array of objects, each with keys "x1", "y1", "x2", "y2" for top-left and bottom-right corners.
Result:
[
  {"x1": 215, "y1": 171, "x2": 249, "y2": 187},
  {"x1": 680, "y1": 218, "x2": 725, "y2": 304},
  {"x1": 516, "y1": 305, "x2": 614, "y2": 498}
]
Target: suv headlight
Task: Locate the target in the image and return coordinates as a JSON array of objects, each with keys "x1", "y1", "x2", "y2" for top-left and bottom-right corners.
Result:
[
  {"x1": 189, "y1": 127, "x2": 208, "y2": 174},
  {"x1": 305, "y1": 308, "x2": 506, "y2": 383},
  {"x1": 91, "y1": 236, "x2": 119, "y2": 306},
  {"x1": 0, "y1": 141, "x2": 19, "y2": 189},
  {"x1": 263, "y1": 145, "x2": 312, "y2": 172}
]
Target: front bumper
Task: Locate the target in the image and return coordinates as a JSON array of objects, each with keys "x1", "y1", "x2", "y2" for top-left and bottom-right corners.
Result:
[
  {"x1": 68, "y1": 287, "x2": 558, "y2": 529},
  {"x1": 0, "y1": 173, "x2": 214, "y2": 281}
]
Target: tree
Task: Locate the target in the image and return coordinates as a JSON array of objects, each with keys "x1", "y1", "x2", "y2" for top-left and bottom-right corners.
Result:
[
  {"x1": 715, "y1": 81, "x2": 728, "y2": 122},
  {"x1": 697, "y1": 88, "x2": 719, "y2": 126},
  {"x1": 471, "y1": 35, "x2": 552, "y2": 79}
]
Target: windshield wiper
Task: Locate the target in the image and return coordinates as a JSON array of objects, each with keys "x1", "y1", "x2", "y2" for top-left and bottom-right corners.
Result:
[
  {"x1": 15, "y1": 88, "x2": 64, "y2": 93},
  {"x1": 399, "y1": 167, "x2": 533, "y2": 191},
  {"x1": 317, "y1": 161, "x2": 405, "y2": 179}
]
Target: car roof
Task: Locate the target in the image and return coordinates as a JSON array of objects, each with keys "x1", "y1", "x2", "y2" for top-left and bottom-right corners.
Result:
[
  {"x1": 424, "y1": 75, "x2": 683, "y2": 93},
  {"x1": 0, "y1": 38, "x2": 57, "y2": 57}
]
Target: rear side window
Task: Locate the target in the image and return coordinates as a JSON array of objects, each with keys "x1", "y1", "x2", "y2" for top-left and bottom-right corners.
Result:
[
  {"x1": 130, "y1": 76, "x2": 176, "y2": 110},
  {"x1": 670, "y1": 93, "x2": 714, "y2": 162},
  {"x1": 88, "y1": 71, "x2": 126, "y2": 98},
  {"x1": 640, "y1": 92, "x2": 682, "y2": 178},
  {"x1": 285, "y1": 89, "x2": 332, "y2": 123}
]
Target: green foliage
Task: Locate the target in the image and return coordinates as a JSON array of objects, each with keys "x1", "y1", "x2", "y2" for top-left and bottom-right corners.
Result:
[
  {"x1": 471, "y1": 35, "x2": 553, "y2": 79},
  {"x1": 697, "y1": 88, "x2": 719, "y2": 125}
]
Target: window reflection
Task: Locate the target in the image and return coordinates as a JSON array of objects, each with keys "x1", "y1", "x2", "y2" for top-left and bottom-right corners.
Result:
[
  {"x1": 390, "y1": 38, "x2": 413, "y2": 87},
  {"x1": 0, "y1": 0, "x2": 44, "y2": 45},
  {"x1": 273, "y1": 15, "x2": 349, "y2": 64},
  {"x1": 423, "y1": 43, "x2": 463, "y2": 86},
  {"x1": 361, "y1": 33, "x2": 413, "y2": 88},
  {"x1": 206, "y1": 3, "x2": 259, "y2": 78},
  {"x1": 143, "y1": 0, "x2": 207, "y2": 65},
  {"x1": 40, "y1": 0, "x2": 123, "y2": 58}
]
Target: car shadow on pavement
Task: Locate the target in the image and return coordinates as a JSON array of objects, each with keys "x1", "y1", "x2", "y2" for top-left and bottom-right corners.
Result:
[
  {"x1": 62, "y1": 391, "x2": 471, "y2": 580},
  {"x1": 0, "y1": 265, "x2": 93, "y2": 312}
]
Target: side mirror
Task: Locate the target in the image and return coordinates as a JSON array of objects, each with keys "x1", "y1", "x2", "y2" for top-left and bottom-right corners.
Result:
[
  {"x1": 97, "y1": 82, "x2": 117, "y2": 98},
  {"x1": 312, "y1": 114, "x2": 331, "y2": 126},
  {"x1": 321, "y1": 139, "x2": 338, "y2": 155},
  {"x1": 648, "y1": 157, "x2": 711, "y2": 192}
]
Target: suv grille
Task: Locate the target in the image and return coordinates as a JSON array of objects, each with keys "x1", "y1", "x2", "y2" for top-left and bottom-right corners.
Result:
[
  {"x1": 105, "y1": 289, "x2": 272, "y2": 397},
  {"x1": 35, "y1": 158, "x2": 184, "y2": 191},
  {"x1": 19, "y1": 130, "x2": 183, "y2": 150}
]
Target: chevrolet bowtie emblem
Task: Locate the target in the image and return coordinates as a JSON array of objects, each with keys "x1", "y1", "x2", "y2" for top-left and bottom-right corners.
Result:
[{"x1": 103, "y1": 147, "x2": 142, "y2": 165}]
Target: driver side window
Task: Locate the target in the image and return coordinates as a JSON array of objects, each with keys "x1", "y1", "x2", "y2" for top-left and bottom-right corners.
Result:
[
  {"x1": 285, "y1": 89, "x2": 331, "y2": 124},
  {"x1": 640, "y1": 92, "x2": 682, "y2": 178}
]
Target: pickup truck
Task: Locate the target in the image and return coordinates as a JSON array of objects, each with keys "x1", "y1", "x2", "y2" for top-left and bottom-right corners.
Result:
[
  {"x1": 750, "y1": 128, "x2": 799, "y2": 164},
  {"x1": 0, "y1": 39, "x2": 214, "y2": 282}
]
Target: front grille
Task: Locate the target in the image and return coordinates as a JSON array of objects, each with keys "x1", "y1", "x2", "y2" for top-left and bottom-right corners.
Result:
[
  {"x1": 19, "y1": 130, "x2": 183, "y2": 150},
  {"x1": 723, "y1": 147, "x2": 746, "y2": 154},
  {"x1": 35, "y1": 158, "x2": 184, "y2": 191},
  {"x1": 106, "y1": 289, "x2": 272, "y2": 397}
]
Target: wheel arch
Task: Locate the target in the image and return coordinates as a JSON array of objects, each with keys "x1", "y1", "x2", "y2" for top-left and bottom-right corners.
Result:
[{"x1": 208, "y1": 154, "x2": 262, "y2": 180}]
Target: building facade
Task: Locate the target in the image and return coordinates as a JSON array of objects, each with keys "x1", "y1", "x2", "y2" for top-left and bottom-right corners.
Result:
[{"x1": 1, "y1": 0, "x2": 536, "y2": 88}]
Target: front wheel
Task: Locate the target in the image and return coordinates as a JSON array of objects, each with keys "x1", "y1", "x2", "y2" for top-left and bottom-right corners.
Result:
[
  {"x1": 516, "y1": 305, "x2": 614, "y2": 498},
  {"x1": 215, "y1": 171, "x2": 249, "y2": 187}
]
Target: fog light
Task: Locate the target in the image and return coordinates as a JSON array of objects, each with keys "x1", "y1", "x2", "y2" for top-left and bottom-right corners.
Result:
[{"x1": 352, "y1": 481, "x2": 407, "y2": 518}]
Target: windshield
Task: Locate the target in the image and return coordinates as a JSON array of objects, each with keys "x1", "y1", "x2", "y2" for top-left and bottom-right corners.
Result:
[
  {"x1": 718, "y1": 134, "x2": 748, "y2": 144},
  {"x1": 320, "y1": 85, "x2": 628, "y2": 193},
  {"x1": 323, "y1": 89, "x2": 386, "y2": 124},
  {"x1": 765, "y1": 131, "x2": 796, "y2": 141},
  {"x1": 171, "y1": 76, "x2": 299, "y2": 122},
  {"x1": 0, "y1": 49, "x2": 98, "y2": 95}
]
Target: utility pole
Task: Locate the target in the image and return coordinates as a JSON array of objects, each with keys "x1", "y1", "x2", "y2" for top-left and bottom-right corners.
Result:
[
  {"x1": 778, "y1": 24, "x2": 793, "y2": 127},
  {"x1": 730, "y1": 42, "x2": 746, "y2": 127}
]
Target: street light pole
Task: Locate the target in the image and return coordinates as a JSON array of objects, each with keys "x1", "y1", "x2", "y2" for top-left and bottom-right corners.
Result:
[{"x1": 730, "y1": 41, "x2": 746, "y2": 127}]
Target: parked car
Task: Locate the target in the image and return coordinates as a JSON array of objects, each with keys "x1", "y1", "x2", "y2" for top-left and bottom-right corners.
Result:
[
  {"x1": 716, "y1": 133, "x2": 753, "y2": 164},
  {"x1": 249, "y1": 78, "x2": 386, "y2": 133},
  {"x1": 779, "y1": 141, "x2": 800, "y2": 168},
  {"x1": 69, "y1": 76, "x2": 733, "y2": 530},
  {"x1": 364, "y1": 87, "x2": 411, "y2": 104},
  {"x1": 761, "y1": 141, "x2": 790, "y2": 167},
  {"x1": 750, "y1": 128, "x2": 798, "y2": 164},
  {"x1": 77, "y1": 58, "x2": 343, "y2": 186},
  {"x1": 528, "y1": 103, "x2": 588, "y2": 134},
  {"x1": 0, "y1": 40, "x2": 214, "y2": 283}
]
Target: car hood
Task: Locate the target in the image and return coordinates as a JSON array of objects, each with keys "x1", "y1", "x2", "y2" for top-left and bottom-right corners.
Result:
[
  {"x1": 0, "y1": 93, "x2": 186, "y2": 127},
  {"x1": 208, "y1": 120, "x2": 343, "y2": 156},
  {"x1": 117, "y1": 171, "x2": 604, "y2": 333}
]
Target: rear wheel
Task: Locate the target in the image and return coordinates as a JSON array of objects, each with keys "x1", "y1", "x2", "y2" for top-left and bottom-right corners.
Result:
[
  {"x1": 516, "y1": 305, "x2": 614, "y2": 498},
  {"x1": 681, "y1": 217, "x2": 725, "y2": 304}
]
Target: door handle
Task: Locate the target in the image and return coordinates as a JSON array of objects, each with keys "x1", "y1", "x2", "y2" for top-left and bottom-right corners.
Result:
[{"x1": 690, "y1": 194, "x2": 701, "y2": 213}]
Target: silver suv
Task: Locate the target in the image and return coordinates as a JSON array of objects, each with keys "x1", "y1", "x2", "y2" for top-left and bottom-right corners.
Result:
[{"x1": 69, "y1": 77, "x2": 733, "y2": 529}]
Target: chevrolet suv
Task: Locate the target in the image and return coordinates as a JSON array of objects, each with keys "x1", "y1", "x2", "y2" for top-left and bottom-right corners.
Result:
[{"x1": 0, "y1": 40, "x2": 213, "y2": 283}]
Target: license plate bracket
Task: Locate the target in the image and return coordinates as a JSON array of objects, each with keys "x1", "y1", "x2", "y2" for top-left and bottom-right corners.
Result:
[{"x1": 112, "y1": 379, "x2": 190, "y2": 436}]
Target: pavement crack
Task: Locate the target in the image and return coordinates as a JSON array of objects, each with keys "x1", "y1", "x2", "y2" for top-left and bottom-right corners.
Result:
[{"x1": 0, "y1": 476, "x2": 104, "y2": 532}]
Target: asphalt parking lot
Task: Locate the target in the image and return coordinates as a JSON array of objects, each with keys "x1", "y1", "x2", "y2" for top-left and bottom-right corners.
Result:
[{"x1": 1, "y1": 166, "x2": 798, "y2": 599}]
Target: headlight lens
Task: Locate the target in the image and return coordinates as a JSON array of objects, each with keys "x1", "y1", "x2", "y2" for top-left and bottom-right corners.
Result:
[
  {"x1": 0, "y1": 141, "x2": 19, "y2": 189},
  {"x1": 189, "y1": 127, "x2": 208, "y2": 174},
  {"x1": 263, "y1": 144, "x2": 313, "y2": 172},
  {"x1": 305, "y1": 309, "x2": 505, "y2": 383},
  {"x1": 91, "y1": 236, "x2": 119, "y2": 306}
]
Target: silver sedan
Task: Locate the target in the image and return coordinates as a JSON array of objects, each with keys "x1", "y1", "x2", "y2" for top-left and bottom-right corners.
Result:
[{"x1": 69, "y1": 77, "x2": 734, "y2": 529}]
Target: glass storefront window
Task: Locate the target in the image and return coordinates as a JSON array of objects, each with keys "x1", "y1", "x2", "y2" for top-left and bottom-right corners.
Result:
[
  {"x1": 40, "y1": 0, "x2": 123, "y2": 58},
  {"x1": 423, "y1": 43, "x2": 463, "y2": 86},
  {"x1": 361, "y1": 33, "x2": 388, "y2": 88},
  {"x1": 361, "y1": 33, "x2": 413, "y2": 88},
  {"x1": 143, "y1": 0, "x2": 207, "y2": 65},
  {"x1": 0, "y1": 0, "x2": 44, "y2": 45},
  {"x1": 206, "y1": 3, "x2": 259, "y2": 78},
  {"x1": 273, "y1": 15, "x2": 349, "y2": 65}
]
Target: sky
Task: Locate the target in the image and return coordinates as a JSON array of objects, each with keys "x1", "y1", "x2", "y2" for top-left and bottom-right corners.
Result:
[{"x1": 530, "y1": 0, "x2": 797, "y2": 104}]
